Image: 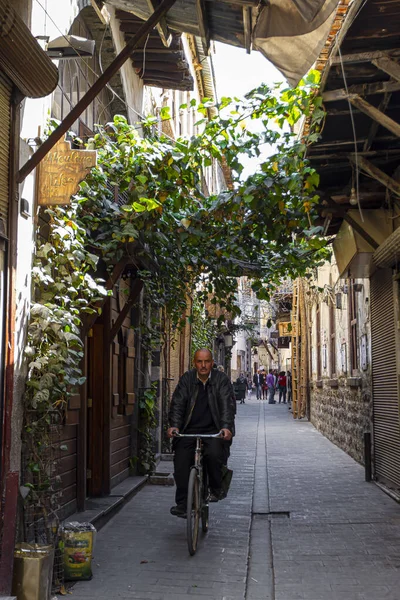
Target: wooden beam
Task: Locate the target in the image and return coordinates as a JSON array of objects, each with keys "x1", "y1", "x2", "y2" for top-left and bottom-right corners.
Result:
[
  {"x1": 16, "y1": 0, "x2": 178, "y2": 184},
  {"x1": 363, "y1": 93, "x2": 392, "y2": 151},
  {"x1": 350, "y1": 94, "x2": 400, "y2": 138},
  {"x1": 372, "y1": 56, "x2": 400, "y2": 83},
  {"x1": 206, "y1": 0, "x2": 258, "y2": 4},
  {"x1": 196, "y1": 0, "x2": 210, "y2": 56},
  {"x1": 350, "y1": 155, "x2": 400, "y2": 197},
  {"x1": 81, "y1": 257, "x2": 129, "y2": 335},
  {"x1": 109, "y1": 278, "x2": 144, "y2": 341},
  {"x1": 322, "y1": 80, "x2": 400, "y2": 102},
  {"x1": 243, "y1": 6, "x2": 252, "y2": 55},
  {"x1": 323, "y1": 197, "x2": 380, "y2": 249},
  {"x1": 331, "y1": 49, "x2": 400, "y2": 65},
  {"x1": 146, "y1": 0, "x2": 172, "y2": 47}
]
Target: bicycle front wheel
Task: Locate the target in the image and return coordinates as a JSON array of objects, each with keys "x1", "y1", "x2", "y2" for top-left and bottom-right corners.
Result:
[{"x1": 187, "y1": 467, "x2": 200, "y2": 555}]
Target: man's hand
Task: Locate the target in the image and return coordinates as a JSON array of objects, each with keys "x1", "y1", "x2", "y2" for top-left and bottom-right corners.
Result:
[
  {"x1": 220, "y1": 428, "x2": 232, "y2": 441},
  {"x1": 167, "y1": 427, "x2": 179, "y2": 438}
]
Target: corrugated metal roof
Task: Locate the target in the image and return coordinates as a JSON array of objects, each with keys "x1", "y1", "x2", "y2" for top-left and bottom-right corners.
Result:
[
  {"x1": 116, "y1": 9, "x2": 194, "y2": 91},
  {"x1": 108, "y1": 0, "x2": 249, "y2": 48}
]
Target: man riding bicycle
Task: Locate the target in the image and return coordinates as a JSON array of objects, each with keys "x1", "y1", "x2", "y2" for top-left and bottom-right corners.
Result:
[{"x1": 167, "y1": 348, "x2": 234, "y2": 518}]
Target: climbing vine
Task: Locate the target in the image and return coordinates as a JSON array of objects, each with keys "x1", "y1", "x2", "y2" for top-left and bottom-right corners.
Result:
[
  {"x1": 190, "y1": 295, "x2": 216, "y2": 359},
  {"x1": 23, "y1": 71, "x2": 328, "y2": 523}
]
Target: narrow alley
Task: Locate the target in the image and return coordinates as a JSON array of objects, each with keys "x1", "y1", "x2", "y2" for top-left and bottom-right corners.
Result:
[{"x1": 62, "y1": 398, "x2": 400, "y2": 600}]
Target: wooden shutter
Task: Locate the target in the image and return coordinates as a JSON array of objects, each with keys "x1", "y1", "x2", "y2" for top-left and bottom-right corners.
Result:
[
  {"x1": 112, "y1": 341, "x2": 120, "y2": 419},
  {"x1": 371, "y1": 268, "x2": 400, "y2": 491},
  {"x1": 124, "y1": 340, "x2": 135, "y2": 416},
  {"x1": 0, "y1": 71, "x2": 11, "y2": 232}
]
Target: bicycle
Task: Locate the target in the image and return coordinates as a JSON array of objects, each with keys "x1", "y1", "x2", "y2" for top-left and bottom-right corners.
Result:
[{"x1": 174, "y1": 431, "x2": 223, "y2": 556}]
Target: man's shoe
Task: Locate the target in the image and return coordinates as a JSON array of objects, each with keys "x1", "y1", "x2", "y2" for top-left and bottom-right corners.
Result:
[
  {"x1": 170, "y1": 505, "x2": 187, "y2": 518},
  {"x1": 209, "y1": 488, "x2": 225, "y2": 502}
]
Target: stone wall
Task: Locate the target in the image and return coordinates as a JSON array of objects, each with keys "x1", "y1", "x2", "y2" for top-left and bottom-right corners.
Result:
[
  {"x1": 310, "y1": 377, "x2": 372, "y2": 465},
  {"x1": 308, "y1": 261, "x2": 373, "y2": 466}
]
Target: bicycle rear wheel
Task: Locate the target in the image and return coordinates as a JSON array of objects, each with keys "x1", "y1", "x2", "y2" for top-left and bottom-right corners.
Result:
[
  {"x1": 187, "y1": 467, "x2": 200, "y2": 555},
  {"x1": 201, "y1": 469, "x2": 209, "y2": 533}
]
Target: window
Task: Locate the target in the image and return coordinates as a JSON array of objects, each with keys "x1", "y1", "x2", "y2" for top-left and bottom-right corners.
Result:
[
  {"x1": 316, "y1": 304, "x2": 321, "y2": 379},
  {"x1": 349, "y1": 279, "x2": 359, "y2": 372},
  {"x1": 329, "y1": 298, "x2": 336, "y2": 376}
]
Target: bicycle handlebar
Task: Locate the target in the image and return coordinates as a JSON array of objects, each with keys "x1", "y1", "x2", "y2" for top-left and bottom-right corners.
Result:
[{"x1": 173, "y1": 431, "x2": 223, "y2": 439}]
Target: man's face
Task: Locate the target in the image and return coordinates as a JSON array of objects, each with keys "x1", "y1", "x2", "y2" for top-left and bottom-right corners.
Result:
[{"x1": 194, "y1": 350, "x2": 214, "y2": 380}]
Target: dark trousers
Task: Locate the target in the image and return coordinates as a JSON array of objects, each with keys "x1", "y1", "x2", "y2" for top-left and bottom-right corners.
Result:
[
  {"x1": 278, "y1": 386, "x2": 287, "y2": 403},
  {"x1": 173, "y1": 437, "x2": 227, "y2": 506}
]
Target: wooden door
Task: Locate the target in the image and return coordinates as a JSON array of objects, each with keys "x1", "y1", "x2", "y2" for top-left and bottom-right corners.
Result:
[{"x1": 87, "y1": 323, "x2": 108, "y2": 496}]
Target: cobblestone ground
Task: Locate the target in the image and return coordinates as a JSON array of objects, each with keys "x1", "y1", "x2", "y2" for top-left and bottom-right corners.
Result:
[{"x1": 62, "y1": 396, "x2": 400, "y2": 600}]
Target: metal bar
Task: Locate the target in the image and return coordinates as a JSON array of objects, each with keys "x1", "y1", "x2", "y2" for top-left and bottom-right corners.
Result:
[
  {"x1": 364, "y1": 431, "x2": 372, "y2": 482},
  {"x1": 16, "y1": 0, "x2": 178, "y2": 184}
]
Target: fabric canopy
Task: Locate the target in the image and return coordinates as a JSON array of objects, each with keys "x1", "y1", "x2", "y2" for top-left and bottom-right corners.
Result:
[{"x1": 253, "y1": 0, "x2": 339, "y2": 87}]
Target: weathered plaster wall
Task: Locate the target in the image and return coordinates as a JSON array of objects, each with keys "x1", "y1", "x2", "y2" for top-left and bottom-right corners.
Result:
[{"x1": 309, "y1": 260, "x2": 372, "y2": 465}]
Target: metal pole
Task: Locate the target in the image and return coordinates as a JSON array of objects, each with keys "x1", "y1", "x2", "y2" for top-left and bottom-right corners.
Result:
[
  {"x1": 364, "y1": 431, "x2": 372, "y2": 482},
  {"x1": 16, "y1": 0, "x2": 178, "y2": 184}
]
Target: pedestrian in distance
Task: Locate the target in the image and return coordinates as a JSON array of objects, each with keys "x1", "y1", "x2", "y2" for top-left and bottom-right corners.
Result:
[
  {"x1": 277, "y1": 371, "x2": 287, "y2": 403},
  {"x1": 261, "y1": 370, "x2": 268, "y2": 400},
  {"x1": 235, "y1": 372, "x2": 247, "y2": 404},
  {"x1": 266, "y1": 369, "x2": 276, "y2": 404},
  {"x1": 253, "y1": 369, "x2": 262, "y2": 400},
  {"x1": 247, "y1": 373, "x2": 253, "y2": 399},
  {"x1": 167, "y1": 348, "x2": 234, "y2": 519},
  {"x1": 287, "y1": 370, "x2": 292, "y2": 410}
]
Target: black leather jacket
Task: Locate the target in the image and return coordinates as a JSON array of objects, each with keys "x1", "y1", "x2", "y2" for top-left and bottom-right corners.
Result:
[{"x1": 169, "y1": 368, "x2": 235, "y2": 433}]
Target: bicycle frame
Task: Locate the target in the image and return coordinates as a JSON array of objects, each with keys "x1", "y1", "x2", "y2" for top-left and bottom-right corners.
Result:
[{"x1": 174, "y1": 432, "x2": 222, "y2": 555}]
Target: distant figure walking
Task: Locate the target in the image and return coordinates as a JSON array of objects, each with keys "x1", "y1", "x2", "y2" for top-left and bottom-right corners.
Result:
[
  {"x1": 287, "y1": 371, "x2": 292, "y2": 410},
  {"x1": 266, "y1": 369, "x2": 276, "y2": 404},
  {"x1": 253, "y1": 370, "x2": 262, "y2": 400},
  {"x1": 277, "y1": 371, "x2": 287, "y2": 404},
  {"x1": 235, "y1": 373, "x2": 248, "y2": 404},
  {"x1": 247, "y1": 374, "x2": 253, "y2": 399}
]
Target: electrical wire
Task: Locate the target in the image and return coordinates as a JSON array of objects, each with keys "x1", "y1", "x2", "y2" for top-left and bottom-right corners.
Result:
[
  {"x1": 35, "y1": 0, "x2": 182, "y2": 143},
  {"x1": 35, "y1": 0, "x2": 148, "y2": 129},
  {"x1": 338, "y1": 45, "x2": 364, "y2": 223}
]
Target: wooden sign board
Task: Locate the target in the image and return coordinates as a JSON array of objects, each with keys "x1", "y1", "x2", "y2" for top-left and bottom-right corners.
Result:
[
  {"x1": 38, "y1": 138, "x2": 97, "y2": 205},
  {"x1": 278, "y1": 321, "x2": 300, "y2": 336}
]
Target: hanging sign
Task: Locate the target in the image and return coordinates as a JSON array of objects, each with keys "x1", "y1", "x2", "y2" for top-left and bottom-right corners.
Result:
[
  {"x1": 38, "y1": 138, "x2": 97, "y2": 205},
  {"x1": 278, "y1": 336, "x2": 290, "y2": 349}
]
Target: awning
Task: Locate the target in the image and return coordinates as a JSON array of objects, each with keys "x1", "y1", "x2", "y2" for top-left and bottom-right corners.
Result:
[
  {"x1": 253, "y1": 0, "x2": 339, "y2": 87},
  {"x1": 0, "y1": 0, "x2": 58, "y2": 98},
  {"x1": 373, "y1": 228, "x2": 400, "y2": 270},
  {"x1": 107, "y1": 0, "x2": 341, "y2": 87}
]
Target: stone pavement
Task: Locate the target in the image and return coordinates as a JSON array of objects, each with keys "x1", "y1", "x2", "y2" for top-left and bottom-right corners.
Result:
[{"x1": 61, "y1": 396, "x2": 400, "y2": 600}]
